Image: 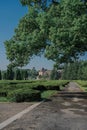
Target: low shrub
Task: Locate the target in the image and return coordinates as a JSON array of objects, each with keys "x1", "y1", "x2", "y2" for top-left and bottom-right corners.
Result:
[
  {"x1": 32, "y1": 85, "x2": 46, "y2": 91},
  {"x1": 0, "y1": 90, "x2": 8, "y2": 97},
  {"x1": 77, "y1": 82, "x2": 87, "y2": 88},
  {"x1": 42, "y1": 80, "x2": 69, "y2": 90},
  {"x1": 41, "y1": 90, "x2": 58, "y2": 99},
  {"x1": 76, "y1": 80, "x2": 87, "y2": 92},
  {"x1": 0, "y1": 97, "x2": 9, "y2": 102},
  {"x1": 44, "y1": 85, "x2": 60, "y2": 90},
  {"x1": 7, "y1": 89, "x2": 41, "y2": 102},
  {"x1": 0, "y1": 80, "x2": 70, "y2": 102}
]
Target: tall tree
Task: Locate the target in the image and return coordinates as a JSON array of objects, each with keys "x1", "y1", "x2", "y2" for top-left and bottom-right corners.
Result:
[
  {"x1": 0, "y1": 70, "x2": 2, "y2": 80},
  {"x1": 15, "y1": 69, "x2": 22, "y2": 80},
  {"x1": 45, "y1": 0, "x2": 87, "y2": 63},
  {"x1": 4, "y1": 0, "x2": 87, "y2": 67},
  {"x1": 4, "y1": 0, "x2": 60, "y2": 67},
  {"x1": 50, "y1": 68, "x2": 59, "y2": 80},
  {"x1": 6, "y1": 65, "x2": 14, "y2": 80},
  {"x1": 20, "y1": 69, "x2": 29, "y2": 80},
  {"x1": 31, "y1": 67, "x2": 38, "y2": 79},
  {"x1": 2, "y1": 71, "x2": 7, "y2": 80}
]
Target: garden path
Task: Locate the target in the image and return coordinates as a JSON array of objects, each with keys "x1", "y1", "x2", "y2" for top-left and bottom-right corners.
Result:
[{"x1": 63, "y1": 82, "x2": 83, "y2": 92}]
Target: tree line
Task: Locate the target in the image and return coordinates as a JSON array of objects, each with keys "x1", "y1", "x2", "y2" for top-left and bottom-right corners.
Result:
[
  {"x1": 1, "y1": 60, "x2": 87, "y2": 80},
  {"x1": 62, "y1": 61, "x2": 87, "y2": 80},
  {"x1": 0, "y1": 67, "x2": 38, "y2": 80},
  {"x1": 4, "y1": 0, "x2": 87, "y2": 68}
]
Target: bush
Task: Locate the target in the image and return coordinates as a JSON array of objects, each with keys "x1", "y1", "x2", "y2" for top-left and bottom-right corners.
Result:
[
  {"x1": 41, "y1": 80, "x2": 69, "y2": 90},
  {"x1": 0, "y1": 97, "x2": 9, "y2": 102},
  {"x1": 7, "y1": 89, "x2": 41, "y2": 102},
  {"x1": 30, "y1": 82, "x2": 60, "y2": 90},
  {"x1": 76, "y1": 80, "x2": 87, "y2": 92},
  {"x1": 31, "y1": 85, "x2": 46, "y2": 91},
  {"x1": 0, "y1": 90, "x2": 8, "y2": 97},
  {"x1": 41, "y1": 90, "x2": 58, "y2": 99},
  {"x1": 0, "y1": 80, "x2": 69, "y2": 102},
  {"x1": 44, "y1": 85, "x2": 60, "y2": 90}
]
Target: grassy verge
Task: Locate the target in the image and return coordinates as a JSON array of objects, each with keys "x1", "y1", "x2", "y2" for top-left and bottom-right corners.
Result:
[
  {"x1": 0, "y1": 97, "x2": 9, "y2": 102},
  {"x1": 76, "y1": 80, "x2": 87, "y2": 92},
  {"x1": 41, "y1": 90, "x2": 58, "y2": 99}
]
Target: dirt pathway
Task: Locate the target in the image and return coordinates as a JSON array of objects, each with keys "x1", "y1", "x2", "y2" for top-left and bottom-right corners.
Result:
[
  {"x1": 63, "y1": 82, "x2": 83, "y2": 92},
  {"x1": 0, "y1": 102, "x2": 42, "y2": 130},
  {"x1": 0, "y1": 102, "x2": 33, "y2": 123},
  {"x1": 2, "y1": 96, "x2": 87, "y2": 130}
]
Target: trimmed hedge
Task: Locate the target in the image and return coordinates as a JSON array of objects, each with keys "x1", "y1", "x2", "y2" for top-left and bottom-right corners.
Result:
[
  {"x1": 41, "y1": 90, "x2": 58, "y2": 99},
  {"x1": 44, "y1": 85, "x2": 60, "y2": 90},
  {"x1": 0, "y1": 80, "x2": 69, "y2": 102},
  {"x1": 0, "y1": 90, "x2": 8, "y2": 97},
  {"x1": 7, "y1": 89, "x2": 41, "y2": 102}
]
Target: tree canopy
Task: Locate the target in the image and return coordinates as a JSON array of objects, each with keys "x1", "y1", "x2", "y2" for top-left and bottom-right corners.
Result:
[{"x1": 4, "y1": 0, "x2": 87, "y2": 67}]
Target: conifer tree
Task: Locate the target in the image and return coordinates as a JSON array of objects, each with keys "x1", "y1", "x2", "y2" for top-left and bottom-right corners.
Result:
[{"x1": 0, "y1": 70, "x2": 2, "y2": 80}]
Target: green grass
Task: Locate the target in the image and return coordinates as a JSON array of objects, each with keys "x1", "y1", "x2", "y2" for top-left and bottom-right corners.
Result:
[
  {"x1": 76, "y1": 80, "x2": 87, "y2": 92},
  {"x1": 41, "y1": 90, "x2": 58, "y2": 99},
  {"x1": 0, "y1": 97, "x2": 9, "y2": 102}
]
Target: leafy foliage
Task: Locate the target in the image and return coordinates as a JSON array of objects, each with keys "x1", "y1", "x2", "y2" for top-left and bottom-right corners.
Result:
[
  {"x1": 0, "y1": 70, "x2": 2, "y2": 80},
  {"x1": 45, "y1": 0, "x2": 87, "y2": 63},
  {"x1": 62, "y1": 61, "x2": 87, "y2": 80},
  {"x1": 4, "y1": 40, "x2": 30, "y2": 67},
  {"x1": 76, "y1": 80, "x2": 87, "y2": 92},
  {"x1": 41, "y1": 90, "x2": 58, "y2": 99},
  {"x1": 15, "y1": 69, "x2": 22, "y2": 80},
  {"x1": 0, "y1": 80, "x2": 69, "y2": 102},
  {"x1": 6, "y1": 66, "x2": 14, "y2": 80},
  {"x1": 8, "y1": 89, "x2": 41, "y2": 102},
  {"x1": 4, "y1": 0, "x2": 87, "y2": 67}
]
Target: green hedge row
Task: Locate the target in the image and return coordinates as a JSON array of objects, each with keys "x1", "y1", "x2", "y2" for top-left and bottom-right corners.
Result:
[
  {"x1": 8, "y1": 89, "x2": 41, "y2": 102},
  {"x1": 0, "y1": 80, "x2": 69, "y2": 102},
  {"x1": 0, "y1": 90, "x2": 8, "y2": 97}
]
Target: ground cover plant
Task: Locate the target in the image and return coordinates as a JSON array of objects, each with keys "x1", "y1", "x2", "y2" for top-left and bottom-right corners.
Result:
[
  {"x1": 8, "y1": 89, "x2": 41, "y2": 102},
  {"x1": 0, "y1": 97, "x2": 9, "y2": 102},
  {"x1": 76, "y1": 80, "x2": 87, "y2": 92},
  {"x1": 0, "y1": 80, "x2": 69, "y2": 102},
  {"x1": 41, "y1": 90, "x2": 58, "y2": 99}
]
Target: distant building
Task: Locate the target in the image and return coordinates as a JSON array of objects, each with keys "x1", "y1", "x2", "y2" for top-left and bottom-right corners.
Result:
[
  {"x1": 38, "y1": 68, "x2": 46, "y2": 76},
  {"x1": 38, "y1": 68, "x2": 51, "y2": 79}
]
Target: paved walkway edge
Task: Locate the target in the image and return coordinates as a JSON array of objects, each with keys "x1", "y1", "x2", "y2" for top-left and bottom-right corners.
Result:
[{"x1": 0, "y1": 101, "x2": 43, "y2": 130}]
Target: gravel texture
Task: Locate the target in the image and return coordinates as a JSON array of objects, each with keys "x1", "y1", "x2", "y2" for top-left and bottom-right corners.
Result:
[
  {"x1": 2, "y1": 96, "x2": 87, "y2": 130},
  {"x1": 0, "y1": 102, "x2": 33, "y2": 123}
]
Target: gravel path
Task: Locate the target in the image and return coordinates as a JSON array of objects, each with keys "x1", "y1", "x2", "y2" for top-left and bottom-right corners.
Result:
[
  {"x1": 0, "y1": 102, "x2": 33, "y2": 123},
  {"x1": 2, "y1": 96, "x2": 87, "y2": 130},
  {"x1": 0, "y1": 102, "x2": 42, "y2": 130},
  {"x1": 63, "y1": 82, "x2": 83, "y2": 92}
]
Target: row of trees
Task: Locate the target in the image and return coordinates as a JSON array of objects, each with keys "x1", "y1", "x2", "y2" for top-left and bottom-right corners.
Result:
[
  {"x1": 4, "y1": 0, "x2": 87, "y2": 68},
  {"x1": 62, "y1": 61, "x2": 87, "y2": 80},
  {"x1": 0, "y1": 67, "x2": 38, "y2": 80},
  {"x1": 1, "y1": 60, "x2": 87, "y2": 80}
]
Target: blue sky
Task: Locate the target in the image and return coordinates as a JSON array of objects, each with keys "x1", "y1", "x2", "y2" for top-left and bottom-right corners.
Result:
[{"x1": 0, "y1": 0, "x2": 54, "y2": 70}]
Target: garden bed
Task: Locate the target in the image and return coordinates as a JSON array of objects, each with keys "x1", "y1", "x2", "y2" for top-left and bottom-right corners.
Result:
[{"x1": 0, "y1": 80, "x2": 69, "y2": 102}]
